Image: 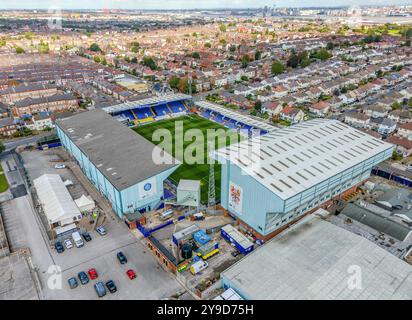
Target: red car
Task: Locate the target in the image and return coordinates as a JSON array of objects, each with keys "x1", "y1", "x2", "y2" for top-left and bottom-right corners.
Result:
[
  {"x1": 126, "y1": 269, "x2": 136, "y2": 280},
  {"x1": 88, "y1": 268, "x2": 98, "y2": 280}
]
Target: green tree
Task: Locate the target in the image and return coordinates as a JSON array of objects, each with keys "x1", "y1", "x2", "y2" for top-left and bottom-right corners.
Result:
[
  {"x1": 314, "y1": 48, "x2": 332, "y2": 61},
  {"x1": 255, "y1": 50, "x2": 262, "y2": 60},
  {"x1": 241, "y1": 55, "x2": 250, "y2": 68},
  {"x1": 89, "y1": 43, "x2": 101, "y2": 52},
  {"x1": 219, "y1": 24, "x2": 227, "y2": 32},
  {"x1": 168, "y1": 76, "x2": 180, "y2": 89},
  {"x1": 287, "y1": 54, "x2": 299, "y2": 68},
  {"x1": 192, "y1": 52, "x2": 200, "y2": 59},
  {"x1": 204, "y1": 42, "x2": 212, "y2": 48},
  {"x1": 271, "y1": 60, "x2": 285, "y2": 75},
  {"x1": 0, "y1": 141, "x2": 5, "y2": 154},
  {"x1": 142, "y1": 56, "x2": 157, "y2": 70},
  {"x1": 15, "y1": 46, "x2": 25, "y2": 54}
]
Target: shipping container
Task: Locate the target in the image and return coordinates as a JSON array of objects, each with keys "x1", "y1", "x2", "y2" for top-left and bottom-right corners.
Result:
[{"x1": 221, "y1": 224, "x2": 254, "y2": 254}]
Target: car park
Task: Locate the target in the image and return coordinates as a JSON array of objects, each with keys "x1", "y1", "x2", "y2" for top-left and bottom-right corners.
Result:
[
  {"x1": 54, "y1": 164, "x2": 66, "y2": 169},
  {"x1": 54, "y1": 241, "x2": 64, "y2": 253},
  {"x1": 126, "y1": 269, "x2": 136, "y2": 280},
  {"x1": 96, "y1": 226, "x2": 107, "y2": 236},
  {"x1": 82, "y1": 232, "x2": 92, "y2": 242},
  {"x1": 88, "y1": 268, "x2": 98, "y2": 280},
  {"x1": 64, "y1": 239, "x2": 73, "y2": 249},
  {"x1": 78, "y1": 271, "x2": 89, "y2": 285},
  {"x1": 117, "y1": 251, "x2": 127, "y2": 264},
  {"x1": 105, "y1": 280, "x2": 117, "y2": 293},
  {"x1": 94, "y1": 281, "x2": 107, "y2": 298},
  {"x1": 68, "y1": 277, "x2": 78, "y2": 289}
]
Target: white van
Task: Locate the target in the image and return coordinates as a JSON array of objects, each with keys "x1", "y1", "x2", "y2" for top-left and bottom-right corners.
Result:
[
  {"x1": 190, "y1": 260, "x2": 208, "y2": 275},
  {"x1": 71, "y1": 231, "x2": 84, "y2": 248}
]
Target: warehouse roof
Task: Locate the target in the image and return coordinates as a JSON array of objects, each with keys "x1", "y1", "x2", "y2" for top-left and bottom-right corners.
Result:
[
  {"x1": 222, "y1": 213, "x2": 412, "y2": 300},
  {"x1": 195, "y1": 101, "x2": 277, "y2": 132},
  {"x1": 33, "y1": 174, "x2": 81, "y2": 225},
  {"x1": 214, "y1": 119, "x2": 393, "y2": 200},
  {"x1": 56, "y1": 109, "x2": 179, "y2": 191},
  {"x1": 341, "y1": 203, "x2": 412, "y2": 241}
]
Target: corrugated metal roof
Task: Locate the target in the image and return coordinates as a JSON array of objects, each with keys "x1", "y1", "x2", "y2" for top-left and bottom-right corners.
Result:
[
  {"x1": 341, "y1": 203, "x2": 412, "y2": 242},
  {"x1": 222, "y1": 214, "x2": 412, "y2": 300},
  {"x1": 214, "y1": 119, "x2": 394, "y2": 200}
]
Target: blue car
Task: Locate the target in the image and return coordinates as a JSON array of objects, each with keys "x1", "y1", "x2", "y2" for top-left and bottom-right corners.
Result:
[
  {"x1": 68, "y1": 277, "x2": 78, "y2": 289},
  {"x1": 78, "y1": 271, "x2": 89, "y2": 285},
  {"x1": 94, "y1": 281, "x2": 107, "y2": 298},
  {"x1": 54, "y1": 241, "x2": 64, "y2": 253},
  {"x1": 117, "y1": 252, "x2": 127, "y2": 264}
]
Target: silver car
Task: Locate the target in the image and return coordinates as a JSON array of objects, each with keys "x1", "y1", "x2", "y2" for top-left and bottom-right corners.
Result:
[{"x1": 96, "y1": 226, "x2": 107, "y2": 236}]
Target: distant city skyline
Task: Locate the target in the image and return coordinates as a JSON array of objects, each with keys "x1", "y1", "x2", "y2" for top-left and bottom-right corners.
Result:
[{"x1": 0, "y1": 0, "x2": 410, "y2": 10}]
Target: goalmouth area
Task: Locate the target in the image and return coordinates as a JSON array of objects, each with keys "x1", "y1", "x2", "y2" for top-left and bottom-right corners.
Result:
[{"x1": 133, "y1": 114, "x2": 241, "y2": 203}]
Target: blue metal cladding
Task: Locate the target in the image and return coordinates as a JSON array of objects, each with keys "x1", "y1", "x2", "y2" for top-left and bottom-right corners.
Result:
[
  {"x1": 372, "y1": 167, "x2": 412, "y2": 187},
  {"x1": 220, "y1": 228, "x2": 254, "y2": 254},
  {"x1": 219, "y1": 147, "x2": 393, "y2": 237},
  {"x1": 55, "y1": 125, "x2": 179, "y2": 219}
]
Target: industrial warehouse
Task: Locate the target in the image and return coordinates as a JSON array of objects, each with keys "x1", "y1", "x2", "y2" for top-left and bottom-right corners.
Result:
[
  {"x1": 213, "y1": 119, "x2": 394, "y2": 240},
  {"x1": 221, "y1": 212, "x2": 412, "y2": 300},
  {"x1": 55, "y1": 109, "x2": 180, "y2": 218}
]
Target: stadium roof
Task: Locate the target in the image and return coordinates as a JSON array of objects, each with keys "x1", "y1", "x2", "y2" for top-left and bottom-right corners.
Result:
[
  {"x1": 33, "y1": 174, "x2": 81, "y2": 225},
  {"x1": 102, "y1": 93, "x2": 192, "y2": 113},
  {"x1": 56, "y1": 109, "x2": 179, "y2": 191},
  {"x1": 195, "y1": 101, "x2": 277, "y2": 132},
  {"x1": 213, "y1": 119, "x2": 393, "y2": 200},
  {"x1": 222, "y1": 213, "x2": 412, "y2": 300}
]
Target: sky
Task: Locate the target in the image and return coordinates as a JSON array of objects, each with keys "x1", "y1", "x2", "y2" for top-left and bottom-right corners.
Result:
[{"x1": 0, "y1": 0, "x2": 408, "y2": 10}]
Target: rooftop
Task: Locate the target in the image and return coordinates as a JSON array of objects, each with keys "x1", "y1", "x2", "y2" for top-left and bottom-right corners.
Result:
[
  {"x1": 222, "y1": 214, "x2": 412, "y2": 300},
  {"x1": 56, "y1": 109, "x2": 178, "y2": 191},
  {"x1": 214, "y1": 119, "x2": 393, "y2": 200}
]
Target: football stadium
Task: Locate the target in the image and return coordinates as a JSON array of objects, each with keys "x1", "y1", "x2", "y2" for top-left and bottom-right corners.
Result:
[
  {"x1": 57, "y1": 93, "x2": 394, "y2": 239},
  {"x1": 102, "y1": 94, "x2": 274, "y2": 203}
]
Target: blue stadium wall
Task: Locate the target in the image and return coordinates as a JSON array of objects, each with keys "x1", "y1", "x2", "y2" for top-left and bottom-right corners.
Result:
[
  {"x1": 56, "y1": 126, "x2": 179, "y2": 219},
  {"x1": 217, "y1": 146, "x2": 393, "y2": 238}
]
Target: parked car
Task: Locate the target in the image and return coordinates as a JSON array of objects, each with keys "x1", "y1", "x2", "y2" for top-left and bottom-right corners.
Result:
[
  {"x1": 64, "y1": 239, "x2": 73, "y2": 249},
  {"x1": 105, "y1": 280, "x2": 117, "y2": 293},
  {"x1": 126, "y1": 269, "x2": 136, "y2": 280},
  {"x1": 68, "y1": 277, "x2": 78, "y2": 289},
  {"x1": 71, "y1": 231, "x2": 84, "y2": 248},
  {"x1": 96, "y1": 226, "x2": 107, "y2": 236},
  {"x1": 54, "y1": 241, "x2": 64, "y2": 253},
  {"x1": 82, "y1": 232, "x2": 92, "y2": 242},
  {"x1": 117, "y1": 252, "x2": 127, "y2": 264},
  {"x1": 88, "y1": 268, "x2": 98, "y2": 280},
  {"x1": 231, "y1": 250, "x2": 240, "y2": 257},
  {"x1": 78, "y1": 271, "x2": 89, "y2": 285},
  {"x1": 94, "y1": 281, "x2": 107, "y2": 298},
  {"x1": 54, "y1": 164, "x2": 66, "y2": 169}
]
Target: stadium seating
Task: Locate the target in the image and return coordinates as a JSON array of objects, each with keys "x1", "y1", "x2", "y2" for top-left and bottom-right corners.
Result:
[
  {"x1": 168, "y1": 101, "x2": 186, "y2": 113},
  {"x1": 133, "y1": 107, "x2": 153, "y2": 120},
  {"x1": 152, "y1": 104, "x2": 171, "y2": 117}
]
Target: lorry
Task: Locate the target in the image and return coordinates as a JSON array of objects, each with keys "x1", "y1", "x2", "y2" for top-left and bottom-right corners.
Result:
[
  {"x1": 71, "y1": 231, "x2": 84, "y2": 248},
  {"x1": 190, "y1": 260, "x2": 208, "y2": 275}
]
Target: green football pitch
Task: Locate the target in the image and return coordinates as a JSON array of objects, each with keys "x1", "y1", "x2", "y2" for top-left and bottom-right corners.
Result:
[{"x1": 133, "y1": 114, "x2": 241, "y2": 203}]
